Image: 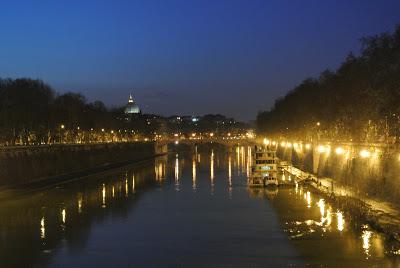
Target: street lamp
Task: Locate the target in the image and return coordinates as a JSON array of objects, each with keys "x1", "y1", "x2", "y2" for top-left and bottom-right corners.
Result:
[{"x1": 60, "y1": 124, "x2": 65, "y2": 143}]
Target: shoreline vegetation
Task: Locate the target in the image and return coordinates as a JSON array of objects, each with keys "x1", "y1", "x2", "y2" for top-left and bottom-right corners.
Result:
[
  {"x1": 257, "y1": 25, "x2": 400, "y2": 144},
  {"x1": 0, "y1": 78, "x2": 247, "y2": 146}
]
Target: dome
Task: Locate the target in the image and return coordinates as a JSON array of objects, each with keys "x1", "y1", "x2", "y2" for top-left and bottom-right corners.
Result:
[{"x1": 125, "y1": 94, "x2": 140, "y2": 114}]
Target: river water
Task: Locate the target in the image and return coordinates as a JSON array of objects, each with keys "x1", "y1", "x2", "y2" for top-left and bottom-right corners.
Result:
[{"x1": 0, "y1": 145, "x2": 399, "y2": 267}]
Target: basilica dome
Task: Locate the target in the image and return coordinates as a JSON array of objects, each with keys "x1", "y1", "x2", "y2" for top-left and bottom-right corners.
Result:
[{"x1": 125, "y1": 94, "x2": 140, "y2": 114}]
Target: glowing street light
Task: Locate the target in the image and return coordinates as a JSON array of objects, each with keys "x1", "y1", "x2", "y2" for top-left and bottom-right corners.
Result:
[
  {"x1": 317, "y1": 145, "x2": 325, "y2": 153},
  {"x1": 360, "y1": 150, "x2": 371, "y2": 158},
  {"x1": 335, "y1": 147, "x2": 345, "y2": 155}
]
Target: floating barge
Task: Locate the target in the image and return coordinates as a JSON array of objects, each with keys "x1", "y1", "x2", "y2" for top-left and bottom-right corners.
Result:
[{"x1": 248, "y1": 145, "x2": 278, "y2": 187}]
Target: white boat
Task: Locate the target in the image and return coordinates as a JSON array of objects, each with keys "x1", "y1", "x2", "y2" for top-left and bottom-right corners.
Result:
[{"x1": 248, "y1": 145, "x2": 278, "y2": 187}]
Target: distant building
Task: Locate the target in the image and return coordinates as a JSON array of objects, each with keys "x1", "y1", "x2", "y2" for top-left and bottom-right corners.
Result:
[{"x1": 125, "y1": 93, "x2": 140, "y2": 114}]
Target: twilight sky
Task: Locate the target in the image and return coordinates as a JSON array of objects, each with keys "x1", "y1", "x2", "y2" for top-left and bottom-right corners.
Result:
[{"x1": 1, "y1": 0, "x2": 399, "y2": 121}]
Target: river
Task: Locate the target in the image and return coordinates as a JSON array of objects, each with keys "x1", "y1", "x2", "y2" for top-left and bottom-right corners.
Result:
[{"x1": 0, "y1": 145, "x2": 398, "y2": 267}]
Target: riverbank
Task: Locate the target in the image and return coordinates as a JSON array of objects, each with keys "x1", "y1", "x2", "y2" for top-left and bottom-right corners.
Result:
[
  {"x1": 0, "y1": 142, "x2": 168, "y2": 187},
  {"x1": 284, "y1": 165, "x2": 400, "y2": 252}
]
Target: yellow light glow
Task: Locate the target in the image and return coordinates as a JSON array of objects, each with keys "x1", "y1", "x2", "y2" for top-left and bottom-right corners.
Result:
[
  {"x1": 287, "y1": 142, "x2": 292, "y2": 148},
  {"x1": 362, "y1": 227, "x2": 372, "y2": 257},
  {"x1": 210, "y1": 150, "x2": 214, "y2": 182},
  {"x1": 317, "y1": 199, "x2": 325, "y2": 217},
  {"x1": 272, "y1": 141, "x2": 276, "y2": 146},
  {"x1": 61, "y1": 209, "x2": 66, "y2": 224},
  {"x1": 102, "y1": 183, "x2": 106, "y2": 207},
  {"x1": 293, "y1": 143, "x2": 298, "y2": 148},
  {"x1": 318, "y1": 145, "x2": 325, "y2": 153},
  {"x1": 337, "y1": 211, "x2": 344, "y2": 232},
  {"x1": 40, "y1": 217, "x2": 45, "y2": 239},
  {"x1": 360, "y1": 150, "x2": 371, "y2": 158},
  {"x1": 305, "y1": 144, "x2": 311, "y2": 150},
  {"x1": 210, "y1": 133, "x2": 214, "y2": 137},
  {"x1": 192, "y1": 158, "x2": 197, "y2": 191},
  {"x1": 281, "y1": 141, "x2": 286, "y2": 147},
  {"x1": 335, "y1": 147, "x2": 345, "y2": 155},
  {"x1": 263, "y1": 138, "x2": 269, "y2": 145},
  {"x1": 60, "y1": 124, "x2": 65, "y2": 129},
  {"x1": 78, "y1": 197, "x2": 82, "y2": 213}
]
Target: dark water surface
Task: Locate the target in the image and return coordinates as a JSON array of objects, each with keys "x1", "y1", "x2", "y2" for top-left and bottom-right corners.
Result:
[{"x1": 0, "y1": 146, "x2": 398, "y2": 267}]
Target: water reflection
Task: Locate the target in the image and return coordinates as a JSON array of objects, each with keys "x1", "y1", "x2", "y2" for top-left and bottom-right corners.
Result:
[
  {"x1": 40, "y1": 217, "x2": 45, "y2": 240},
  {"x1": 210, "y1": 150, "x2": 215, "y2": 194},
  {"x1": 102, "y1": 183, "x2": 106, "y2": 208},
  {"x1": 78, "y1": 194, "x2": 83, "y2": 213},
  {"x1": 362, "y1": 226, "x2": 372, "y2": 258},
  {"x1": 337, "y1": 210, "x2": 344, "y2": 232},
  {"x1": 0, "y1": 147, "x2": 398, "y2": 267},
  {"x1": 132, "y1": 174, "x2": 135, "y2": 192},
  {"x1": 261, "y1": 181, "x2": 395, "y2": 266},
  {"x1": 192, "y1": 158, "x2": 197, "y2": 191}
]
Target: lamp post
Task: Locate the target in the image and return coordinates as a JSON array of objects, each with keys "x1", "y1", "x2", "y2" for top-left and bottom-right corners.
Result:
[{"x1": 60, "y1": 124, "x2": 65, "y2": 144}]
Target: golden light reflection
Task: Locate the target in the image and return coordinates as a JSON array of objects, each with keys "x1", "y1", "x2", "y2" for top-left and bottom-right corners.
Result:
[
  {"x1": 192, "y1": 158, "x2": 197, "y2": 191},
  {"x1": 132, "y1": 174, "x2": 135, "y2": 192},
  {"x1": 211, "y1": 150, "x2": 215, "y2": 180},
  {"x1": 326, "y1": 209, "x2": 332, "y2": 226},
  {"x1": 211, "y1": 150, "x2": 215, "y2": 194},
  {"x1": 362, "y1": 227, "x2": 372, "y2": 258},
  {"x1": 78, "y1": 196, "x2": 83, "y2": 213},
  {"x1": 125, "y1": 179, "x2": 128, "y2": 197},
  {"x1": 175, "y1": 155, "x2": 179, "y2": 180},
  {"x1": 306, "y1": 191, "x2": 311, "y2": 208},
  {"x1": 241, "y1": 146, "x2": 245, "y2": 171},
  {"x1": 112, "y1": 186, "x2": 115, "y2": 198},
  {"x1": 317, "y1": 199, "x2": 325, "y2": 217},
  {"x1": 40, "y1": 217, "x2": 45, "y2": 239},
  {"x1": 175, "y1": 155, "x2": 180, "y2": 191},
  {"x1": 235, "y1": 147, "x2": 239, "y2": 174},
  {"x1": 61, "y1": 208, "x2": 66, "y2": 224},
  {"x1": 102, "y1": 183, "x2": 106, "y2": 207},
  {"x1": 337, "y1": 211, "x2": 344, "y2": 232},
  {"x1": 228, "y1": 155, "x2": 232, "y2": 198},
  {"x1": 228, "y1": 155, "x2": 232, "y2": 180},
  {"x1": 156, "y1": 162, "x2": 165, "y2": 181}
]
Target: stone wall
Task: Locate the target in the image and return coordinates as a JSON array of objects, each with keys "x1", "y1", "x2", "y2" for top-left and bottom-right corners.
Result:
[
  {"x1": 277, "y1": 143, "x2": 400, "y2": 203},
  {"x1": 0, "y1": 142, "x2": 163, "y2": 186}
]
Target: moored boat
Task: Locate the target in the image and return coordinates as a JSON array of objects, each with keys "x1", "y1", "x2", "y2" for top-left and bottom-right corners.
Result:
[{"x1": 248, "y1": 145, "x2": 278, "y2": 187}]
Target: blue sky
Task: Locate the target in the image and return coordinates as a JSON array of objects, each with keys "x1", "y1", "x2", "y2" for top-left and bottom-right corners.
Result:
[{"x1": 1, "y1": 0, "x2": 399, "y2": 121}]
